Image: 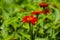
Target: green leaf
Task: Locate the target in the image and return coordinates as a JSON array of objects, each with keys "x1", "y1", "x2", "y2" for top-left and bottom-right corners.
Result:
[
  {"x1": 23, "y1": 23, "x2": 29, "y2": 29},
  {"x1": 19, "y1": 31, "x2": 30, "y2": 39}
]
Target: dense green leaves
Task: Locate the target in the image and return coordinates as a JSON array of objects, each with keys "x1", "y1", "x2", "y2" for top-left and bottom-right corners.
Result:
[{"x1": 0, "y1": 0, "x2": 60, "y2": 40}]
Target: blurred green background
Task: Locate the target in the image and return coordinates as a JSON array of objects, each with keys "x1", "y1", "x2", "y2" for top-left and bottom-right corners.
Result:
[{"x1": 0, "y1": 0, "x2": 60, "y2": 40}]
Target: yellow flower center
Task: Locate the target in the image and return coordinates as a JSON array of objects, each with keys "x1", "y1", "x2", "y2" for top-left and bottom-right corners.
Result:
[{"x1": 27, "y1": 17, "x2": 32, "y2": 20}]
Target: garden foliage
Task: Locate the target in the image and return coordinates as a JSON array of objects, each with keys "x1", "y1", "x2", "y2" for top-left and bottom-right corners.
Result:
[{"x1": 0, "y1": 0, "x2": 60, "y2": 40}]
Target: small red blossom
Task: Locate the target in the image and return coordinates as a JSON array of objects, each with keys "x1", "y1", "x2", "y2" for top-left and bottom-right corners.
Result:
[
  {"x1": 39, "y1": 2, "x2": 48, "y2": 8},
  {"x1": 31, "y1": 10, "x2": 43, "y2": 15},
  {"x1": 43, "y1": 9, "x2": 50, "y2": 14},
  {"x1": 22, "y1": 16, "x2": 38, "y2": 25}
]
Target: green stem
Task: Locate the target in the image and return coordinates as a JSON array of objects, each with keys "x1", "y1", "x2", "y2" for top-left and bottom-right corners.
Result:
[
  {"x1": 29, "y1": 23, "x2": 34, "y2": 40},
  {"x1": 51, "y1": 28, "x2": 53, "y2": 40},
  {"x1": 36, "y1": 14, "x2": 39, "y2": 18},
  {"x1": 34, "y1": 15, "x2": 40, "y2": 38}
]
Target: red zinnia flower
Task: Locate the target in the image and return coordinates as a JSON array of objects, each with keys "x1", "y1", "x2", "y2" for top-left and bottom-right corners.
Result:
[
  {"x1": 31, "y1": 10, "x2": 43, "y2": 15},
  {"x1": 39, "y1": 2, "x2": 48, "y2": 8},
  {"x1": 22, "y1": 16, "x2": 38, "y2": 25}
]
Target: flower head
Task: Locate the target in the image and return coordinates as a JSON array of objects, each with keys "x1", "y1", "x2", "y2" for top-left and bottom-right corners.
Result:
[
  {"x1": 43, "y1": 9, "x2": 50, "y2": 14},
  {"x1": 31, "y1": 10, "x2": 43, "y2": 15},
  {"x1": 22, "y1": 16, "x2": 38, "y2": 25},
  {"x1": 39, "y1": 2, "x2": 48, "y2": 8}
]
